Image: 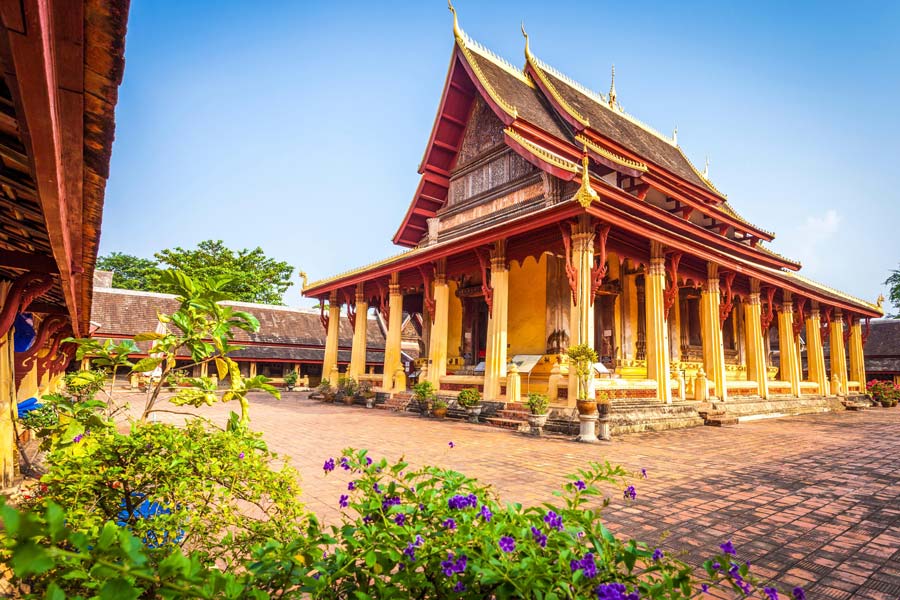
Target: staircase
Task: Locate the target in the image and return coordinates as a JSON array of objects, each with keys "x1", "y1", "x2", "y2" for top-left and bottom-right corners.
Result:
[
  {"x1": 377, "y1": 392, "x2": 412, "y2": 412},
  {"x1": 485, "y1": 402, "x2": 530, "y2": 431},
  {"x1": 608, "y1": 399, "x2": 705, "y2": 434}
]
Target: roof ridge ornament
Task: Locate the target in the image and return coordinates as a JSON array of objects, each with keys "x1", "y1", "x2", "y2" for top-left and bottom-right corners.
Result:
[
  {"x1": 608, "y1": 65, "x2": 617, "y2": 109},
  {"x1": 521, "y1": 21, "x2": 530, "y2": 59},
  {"x1": 703, "y1": 155, "x2": 710, "y2": 179},
  {"x1": 672, "y1": 125, "x2": 678, "y2": 146},
  {"x1": 572, "y1": 147, "x2": 600, "y2": 208},
  {"x1": 448, "y1": 0, "x2": 462, "y2": 41}
]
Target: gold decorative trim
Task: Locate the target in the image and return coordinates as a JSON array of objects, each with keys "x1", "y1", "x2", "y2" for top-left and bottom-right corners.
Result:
[
  {"x1": 779, "y1": 270, "x2": 883, "y2": 314},
  {"x1": 575, "y1": 133, "x2": 648, "y2": 173},
  {"x1": 525, "y1": 53, "x2": 590, "y2": 127},
  {"x1": 720, "y1": 201, "x2": 775, "y2": 238},
  {"x1": 304, "y1": 247, "x2": 424, "y2": 291},
  {"x1": 675, "y1": 146, "x2": 727, "y2": 198},
  {"x1": 571, "y1": 150, "x2": 599, "y2": 208},
  {"x1": 504, "y1": 128, "x2": 579, "y2": 174}
]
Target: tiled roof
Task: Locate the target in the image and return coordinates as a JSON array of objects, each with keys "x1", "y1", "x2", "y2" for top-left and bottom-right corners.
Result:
[{"x1": 864, "y1": 319, "x2": 900, "y2": 357}]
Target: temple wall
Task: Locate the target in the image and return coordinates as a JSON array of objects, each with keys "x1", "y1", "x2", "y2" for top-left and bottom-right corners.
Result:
[{"x1": 508, "y1": 254, "x2": 547, "y2": 355}]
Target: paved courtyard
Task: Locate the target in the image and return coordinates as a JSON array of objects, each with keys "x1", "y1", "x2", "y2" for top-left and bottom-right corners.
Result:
[{"x1": 149, "y1": 394, "x2": 900, "y2": 599}]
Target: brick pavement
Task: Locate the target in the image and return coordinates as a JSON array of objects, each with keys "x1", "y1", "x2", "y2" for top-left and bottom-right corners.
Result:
[{"x1": 146, "y1": 394, "x2": 900, "y2": 599}]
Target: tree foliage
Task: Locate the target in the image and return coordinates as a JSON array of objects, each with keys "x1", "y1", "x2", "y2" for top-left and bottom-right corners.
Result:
[
  {"x1": 96, "y1": 240, "x2": 295, "y2": 305},
  {"x1": 96, "y1": 252, "x2": 159, "y2": 291},
  {"x1": 885, "y1": 264, "x2": 900, "y2": 318}
]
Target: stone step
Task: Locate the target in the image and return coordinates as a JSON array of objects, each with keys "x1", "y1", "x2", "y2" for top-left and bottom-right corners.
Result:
[
  {"x1": 484, "y1": 417, "x2": 528, "y2": 431},
  {"x1": 496, "y1": 409, "x2": 530, "y2": 420},
  {"x1": 704, "y1": 415, "x2": 740, "y2": 426},
  {"x1": 378, "y1": 393, "x2": 412, "y2": 412}
]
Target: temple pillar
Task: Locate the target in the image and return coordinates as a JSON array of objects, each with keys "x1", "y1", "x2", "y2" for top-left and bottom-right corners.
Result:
[
  {"x1": 381, "y1": 274, "x2": 404, "y2": 391},
  {"x1": 776, "y1": 295, "x2": 801, "y2": 397},
  {"x1": 645, "y1": 241, "x2": 671, "y2": 403},
  {"x1": 743, "y1": 280, "x2": 769, "y2": 399},
  {"x1": 249, "y1": 362, "x2": 257, "y2": 378},
  {"x1": 567, "y1": 216, "x2": 595, "y2": 405},
  {"x1": 348, "y1": 283, "x2": 369, "y2": 380},
  {"x1": 699, "y1": 263, "x2": 727, "y2": 401},
  {"x1": 848, "y1": 318, "x2": 866, "y2": 389},
  {"x1": 805, "y1": 304, "x2": 828, "y2": 395},
  {"x1": 484, "y1": 241, "x2": 509, "y2": 401},
  {"x1": 0, "y1": 284, "x2": 16, "y2": 486},
  {"x1": 829, "y1": 310, "x2": 848, "y2": 396},
  {"x1": 427, "y1": 261, "x2": 449, "y2": 387},
  {"x1": 322, "y1": 291, "x2": 341, "y2": 383}
]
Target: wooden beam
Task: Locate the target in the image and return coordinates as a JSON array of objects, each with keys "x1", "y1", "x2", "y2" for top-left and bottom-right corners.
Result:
[
  {"x1": 0, "y1": 248, "x2": 58, "y2": 272},
  {"x1": 25, "y1": 301, "x2": 66, "y2": 315}
]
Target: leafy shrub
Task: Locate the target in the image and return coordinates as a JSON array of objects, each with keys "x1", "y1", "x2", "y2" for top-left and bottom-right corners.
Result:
[
  {"x1": 456, "y1": 387, "x2": 481, "y2": 408},
  {"x1": 284, "y1": 370, "x2": 299, "y2": 387},
  {"x1": 526, "y1": 392, "x2": 549, "y2": 415},
  {"x1": 867, "y1": 379, "x2": 900, "y2": 406},
  {"x1": 412, "y1": 380, "x2": 435, "y2": 414},
  {"x1": 567, "y1": 344, "x2": 598, "y2": 401}
]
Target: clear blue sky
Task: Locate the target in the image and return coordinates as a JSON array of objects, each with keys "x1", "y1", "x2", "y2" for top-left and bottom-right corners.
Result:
[{"x1": 101, "y1": 0, "x2": 900, "y2": 309}]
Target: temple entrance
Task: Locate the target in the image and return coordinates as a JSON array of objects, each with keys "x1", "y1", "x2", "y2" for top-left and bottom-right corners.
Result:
[
  {"x1": 594, "y1": 293, "x2": 617, "y2": 368},
  {"x1": 461, "y1": 297, "x2": 489, "y2": 366}
]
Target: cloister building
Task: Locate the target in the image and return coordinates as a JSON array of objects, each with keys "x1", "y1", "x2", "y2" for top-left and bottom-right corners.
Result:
[{"x1": 302, "y1": 9, "x2": 882, "y2": 426}]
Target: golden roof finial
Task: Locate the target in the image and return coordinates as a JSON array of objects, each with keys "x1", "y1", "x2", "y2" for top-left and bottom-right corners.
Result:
[
  {"x1": 608, "y1": 64, "x2": 617, "y2": 109},
  {"x1": 448, "y1": 0, "x2": 462, "y2": 40},
  {"x1": 703, "y1": 156, "x2": 710, "y2": 179},
  {"x1": 672, "y1": 125, "x2": 678, "y2": 145},
  {"x1": 521, "y1": 21, "x2": 531, "y2": 59},
  {"x1": 572, "y1": 146, "x2": 599, "y2": 208}
]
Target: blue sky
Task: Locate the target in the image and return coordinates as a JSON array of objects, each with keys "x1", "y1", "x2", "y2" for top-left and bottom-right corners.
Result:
[{"x1": 101, "y1": 0, "x2": 900, "y2": 310}]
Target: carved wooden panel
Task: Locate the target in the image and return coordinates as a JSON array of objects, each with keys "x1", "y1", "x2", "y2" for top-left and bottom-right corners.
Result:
[{"x1": 456, "y1": 97, "x2": 505, "y2": 167}]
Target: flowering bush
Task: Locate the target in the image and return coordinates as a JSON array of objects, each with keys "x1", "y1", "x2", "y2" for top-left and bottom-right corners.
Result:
[
  {"x1": 867, "y1": 379, "x2": 900, "y2": 406},
  {"x1": 456, "y1": 387, "x2": 481, "y2": 408}
]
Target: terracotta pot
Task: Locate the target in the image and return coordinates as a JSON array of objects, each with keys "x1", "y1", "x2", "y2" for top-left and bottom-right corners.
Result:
[
  {"x1": 342, "y1": 395, "x2": 355, "y2": 406},
  {"x1": 433, "y1": 406, "x2": 448, "y2": 419},
  {"x1": 576, "y1": 400, "x2": 597, "y2": 415}
]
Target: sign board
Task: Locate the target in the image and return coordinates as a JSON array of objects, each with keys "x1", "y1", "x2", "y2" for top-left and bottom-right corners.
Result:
[
  {"x1": 511, "y1": 354, "x2": 544, "y2": 374},
  {"x1": 473, "y1": 361, "x2": 486, "y2": 373}
]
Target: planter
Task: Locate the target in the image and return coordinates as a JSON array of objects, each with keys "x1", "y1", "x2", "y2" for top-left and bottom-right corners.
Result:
[
  {"x1": 464, "y1": 405, "x2": 483, "y2": 423},
  {"x1": 433, "y1": 406, "x2": 448, "y2": 419},
  {"x1": 881, "y1": 400, "x2": 892, "y2": 408},
  {"x1": 576, "y1": 400, "x2": 597, "y2": 416},
  {"x1": 285, "y1": 385, "x2": 295, "y2": 392},
  {"x1": 527, "y1": 413, "x2": 549, "y2": 436},
  {"x1": 597, "y1": 402, "x2": 610, "y2": 419},
  {"x1": 365, "y1": 397, "x2": 375, "y2": 409},
  {"x1": 576, "y1": 413, "x2": 599, "y2": 443},
  {"x1": 342, "y1": 394, "x2": 355, "y2": 406}
]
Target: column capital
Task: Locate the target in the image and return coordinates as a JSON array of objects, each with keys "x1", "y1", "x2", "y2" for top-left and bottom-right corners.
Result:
[
  {"x1": 749, "y1": 277, "x2": 761, "y2": 294},
  {"x1": 433, "y1": 259, "x2": 447, "y2": 285},
  {"x1": 355, "y1": 282, "x2": 366, "y2": 304},
  {"x1": 328, "y1": 290, "x2": 339, "y2": 304},
  {"x1": 490, "y1": 239, "x2": 508, "y2": 272},
  {"x1": 748, "y1": 291, "x2": 761, "y2": 305}
]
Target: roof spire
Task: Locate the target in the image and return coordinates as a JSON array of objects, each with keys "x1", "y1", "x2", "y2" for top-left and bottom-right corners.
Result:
[
  {"x1": 521, "y1": 21, "x2": 531, "y2": 60},
  {"x1": 672, "y1": 125, "x2": 678, "y2": 145},
  {"x1": 448, "y1": 0, "x2": 462, "y2": 40},
  {"x1": 703, "y1": 156, "x2": 710, "y2": 178},
  {"x1": 608, "y1": 64, "x2": 617, "y2": 109},
  {"x1": 572, "y1": 146, "x2": 599, "y2": 208}
]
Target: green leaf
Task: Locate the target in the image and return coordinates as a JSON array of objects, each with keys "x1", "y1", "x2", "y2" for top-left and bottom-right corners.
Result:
[
  {"x1": 99, "y1": 577, "x2": 142, "y2": 600},
  {"x1": 131, "y1": 357, "x2": 163, "y2": 373},
  {"x1": 134, "y1": 331, "x2": 165, "y2": 342},
  {"x1": 44, "y1": 582, "x2": 66, "y2": 600},
  {"x1": 10, "y1": 541, "x2": 53, "y2": 576},
  {"x1": 365, "y1": 549, "x2": 376, "y2": 568},
  {"x1": 60, "y1": 420, "x2": 85, "y2": 444}
]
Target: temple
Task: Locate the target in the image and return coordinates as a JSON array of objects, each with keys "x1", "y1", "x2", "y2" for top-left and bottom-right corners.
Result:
[{"x1": 302, "y1": 7, "x2": 883, "y2": 430}]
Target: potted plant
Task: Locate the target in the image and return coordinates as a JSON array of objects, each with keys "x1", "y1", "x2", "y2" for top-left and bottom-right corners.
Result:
[
  {"x1": 316, "y1": 378, "x2": 334, "y2": 402},
  {"x1": 338, "y1": 377, "x2": 358, "y2": 405},
  {"x1": 867, "y1": 380, "x2": 899, "y2": 408},
  {"x1": 413, "y1": 380, "x2": 435, "y2": 417},
  {"x1": 457, "y1": 387, "x2": 483, "y2": 423},
  {"x1": 358, "y1": 381, "x2": 376, "y2": 409},
  {"x1": 283, "y1": 370, "x2": 298, "y2": 392},
  {"x1": 567, "y1": 344, "x2": 599, "y2": 415},
  {"x1": 525, "y1": 392, "x2": 550, "y2": 435},
  {"x1": 432, "y1": 397, "x2": 449, "y2": 419}
]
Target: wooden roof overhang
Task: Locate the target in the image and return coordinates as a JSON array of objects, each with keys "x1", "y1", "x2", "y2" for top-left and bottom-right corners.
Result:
[{"x1": 0, "y1": 0, "x2": 127, "y2": 336}]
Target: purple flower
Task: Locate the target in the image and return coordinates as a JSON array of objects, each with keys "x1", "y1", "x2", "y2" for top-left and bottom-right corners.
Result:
[
  {"x1": 498, "y1": 536, "x2": 515, "y2": 553},
  {"x1": 323, "y1": 458, "x2": 335, "y2": 472},
  {"x1": 448, "y1": 441, "x2": 455, "y2": 448},
  {"x1": 381, "y1": 496, "x2": 401, "y2": 510},
  {"x1": 531, "y1": 526, "x2": 547, "y2": 548},
  {"x1": 338, "y1": 494, "x2": 349, "y2": 508},
  {"x1": 711, "y1": 561, "x2": 721, "y2": 571},
  {"x1": 719, "y1": 540, "x2": 736, "y2": 556},
  {"x1": 339, "y1": 457, "x2": 351, "y2": 470},
  {"x1": 479, "y1": 505, "x2": 492, "y2": 522},
  {"x1": 403, "y1": 536, "x2": 423, "y2": 562},
  {"x1": 362, "y1": 515, "x2": 373, "y2": 524},
  {"x1": 575, "y1": 480, "x2": 586, "y2": 491},
  {"x1": 442, "y1": 518, "x2": 457, "y2": 530},
  {"x1": 394, "y1": 513, "x2": 406, "y2": 526},
  {"x1": 448, "y1": 494, "x2": 478, "y2": 510},
  {"x1": 453, "y1": 581, "x2": 466, "y2": 593},
  {"x1": 347, "y1": 481, "x2": 356, "y2": 491},
  {"x1": 373, "y1": 483, "x2": 382, "y2": 494},
  {"x1": 595, "y1": 582, "x2": 638, "y2": 599},
  {"x1": 440, "y1": 552, "x2": 467, "y2": 577},
  {"x1": 764, "y1": 588, "x2": 779, "y2": 600},
  {"x1": 73, "y1": 434, "x2": 84, "y2": 444},
  {"x1": 571, "y1": 554, "x2": 598, "y2": 579},
  {"x1": 624, "y1": 485, "x2": 637, "y2": 500},
  {"x1": 792, "y1": 587, "x2": 806, "y2": 600},
  {"x1": 544, "y1": 510, "x2": 563, "y2": 531},
  {"x1": 641, "y1": 468, "x2": 648, "y2": 479},
  {"x1": 701, "y1": 584, "x2": 709, "y2": 593},
  {"x1": 365, "y1": 456, "x2": 373, "y2": 466},
  {"x1": 238, "y1": 451, "x2": 245, "y2": 459},
  {"x1": 652, "y1": 548, "x2": 663, "y2": 561}
]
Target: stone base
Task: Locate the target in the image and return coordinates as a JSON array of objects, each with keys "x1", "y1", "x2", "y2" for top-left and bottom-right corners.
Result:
[
  {"x1": 700, "y1": 395, "x2": 845, "y2": 422},
  {"x1": 541, "y1": 400, "x2": 704, "y2": 436}
]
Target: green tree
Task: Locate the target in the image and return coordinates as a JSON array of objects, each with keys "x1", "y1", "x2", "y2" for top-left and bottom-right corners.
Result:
[
  {"x1": 95, "y1": 252, "x2": 159, "y2": 290},
  {"x1": 154, "y1": 240, "x2": 294, "y2": 304},
  {"x1": 885, "y1": 264, "x2": 900, "y2": 318}
]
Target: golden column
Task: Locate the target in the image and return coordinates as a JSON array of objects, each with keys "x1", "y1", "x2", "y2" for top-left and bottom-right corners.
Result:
[
  {"x1": 743, "y1": 279, "x2": 769, "y2": 399},
  {"x1": 645, "y1": 241, "x2": 671, "y2": 403},
  {"x1": 805, "y1": 303, "x2": 829, "y2": 395},
  {"x1": 848, "y1": 317, "x2": 866, "y2": 388},
  {"x1": 699, "y1": 263, "x2": 727, "y2": 401},
  {"x1": 321, "y1": 291, "x2": 341, "y2": 381},
  {"x1": 567, "y1": 215, "x2": 595, "y2": 404},
  {"x1": 348, "y1": 283, "x2": 369, "y2": 380},
  {"x1": 427, "y1": 260, "x2": 450, "y2": 388},
  {"x1": 381, "y1": 273, "x2": 404, "y2": 391},
  {"x1": 829, "y1": 310, "x2": 848, "y2": 396},
  {"x1": 776, "y1": 294, "x2": 801, "y2": 397},
  {"x1": 483, "y1": 240, "x2": 509, "y2": 401}
]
